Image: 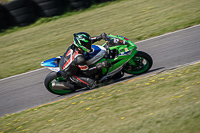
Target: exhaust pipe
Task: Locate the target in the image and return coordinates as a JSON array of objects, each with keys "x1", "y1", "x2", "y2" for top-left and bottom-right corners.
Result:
[{"x1": 52, "y1": 82, "x2": 71, "y2": 90}]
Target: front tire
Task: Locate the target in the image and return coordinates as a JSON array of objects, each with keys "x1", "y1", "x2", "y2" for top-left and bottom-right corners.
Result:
[
  {"x1": 44, "y1": 72, "x2": 73, "y2": 95},
  {"x1": 123, "y1": 51, "x2": 153, "y2": 75}
]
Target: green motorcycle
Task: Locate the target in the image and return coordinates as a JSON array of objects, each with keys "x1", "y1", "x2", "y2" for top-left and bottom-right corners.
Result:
[{"x1": 41, "y1": 34, "x2": 153, "y2": 95}]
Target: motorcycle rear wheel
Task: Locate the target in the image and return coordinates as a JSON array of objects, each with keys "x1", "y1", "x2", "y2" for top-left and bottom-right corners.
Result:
[
  {"x1": 123, "y1": 51, "x2": 153, "y2": 75},
  {"x1": 44, "y1": 72, "x2": 73, "y2": 95}
]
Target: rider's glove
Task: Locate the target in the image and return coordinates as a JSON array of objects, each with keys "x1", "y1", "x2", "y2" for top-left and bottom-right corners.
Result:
[
  {"x1": 96, "y1": 60, "x2": 108, "y2": 69},
  {"x1": 101, "y1": 32, "x2": 107, "y2": 40},
  {"x1": 95, "y1": 33, "x2": 107, "y2": 41}
]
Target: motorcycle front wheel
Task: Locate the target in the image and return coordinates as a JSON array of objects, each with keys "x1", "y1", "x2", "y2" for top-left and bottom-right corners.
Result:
[
  {"x1": 44, "y1": 72, "x2": 73, "y2": 95},
  {"x1": 123, "y1": 51, "x2": 153, "y2": 75}
]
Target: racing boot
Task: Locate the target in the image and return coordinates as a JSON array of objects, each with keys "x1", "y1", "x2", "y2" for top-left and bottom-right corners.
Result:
[{"x1": 71, "y1": 75, "x2": 97, "y2": 90}]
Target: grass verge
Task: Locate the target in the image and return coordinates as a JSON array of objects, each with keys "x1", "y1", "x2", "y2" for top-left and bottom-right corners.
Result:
[
  {"x1": 0, "y1": 0, "x2": 200, "y2": 79},
  {"x1": 0, "y1": 62, "x2": 200, "y2": 133}
]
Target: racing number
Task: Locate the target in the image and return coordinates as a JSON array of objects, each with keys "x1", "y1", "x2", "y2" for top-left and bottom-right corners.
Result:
[{"x1": 124, "y1": 48, "x2": 129, "y2": 52}]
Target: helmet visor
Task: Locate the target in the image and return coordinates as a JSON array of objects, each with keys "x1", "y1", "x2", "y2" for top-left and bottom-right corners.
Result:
[{"x1": 80, "y1": 40, "x2": 91, "y2": 50}]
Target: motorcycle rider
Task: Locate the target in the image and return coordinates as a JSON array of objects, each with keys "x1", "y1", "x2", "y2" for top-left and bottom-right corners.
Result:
[{"x1": 59, "y1": 32, "x2": 108, "y2": 91}]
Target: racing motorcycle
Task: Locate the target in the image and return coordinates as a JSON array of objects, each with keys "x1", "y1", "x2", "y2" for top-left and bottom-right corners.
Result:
[{"x1": 41, "y1": 34, "x2": 153, "y2": 95}]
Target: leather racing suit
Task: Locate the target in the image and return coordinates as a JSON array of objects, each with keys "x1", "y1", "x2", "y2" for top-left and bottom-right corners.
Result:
[{"x1": 59, "y1": 35, "x2": 106, "y2": 90}]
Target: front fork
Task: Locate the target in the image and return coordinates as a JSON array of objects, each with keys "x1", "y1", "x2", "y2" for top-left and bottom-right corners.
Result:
[{"x1": 127, "y1": 49, "x2": 138, "y2": 66}]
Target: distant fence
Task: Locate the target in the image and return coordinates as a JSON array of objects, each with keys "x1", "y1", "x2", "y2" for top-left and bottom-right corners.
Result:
[{"x1": 0, "y1": 0, "x2": 114, "y2": 30}]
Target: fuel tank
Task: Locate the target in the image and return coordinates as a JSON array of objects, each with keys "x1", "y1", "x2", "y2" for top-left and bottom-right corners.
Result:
[{"x1": 85, "y1": 45, "x2": 106, "y2": 65}]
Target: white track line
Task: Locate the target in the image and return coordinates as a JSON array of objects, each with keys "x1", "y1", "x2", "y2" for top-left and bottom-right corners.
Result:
[
  {"x1": 1, "y1": 24, "x2": 200, "y2": 82},
  {"x1": 0, "y1": 68, "x2": 46, "y2": 81},
  {"x1": 135, "y1": 24, "x2": 200, "y2": 44}
]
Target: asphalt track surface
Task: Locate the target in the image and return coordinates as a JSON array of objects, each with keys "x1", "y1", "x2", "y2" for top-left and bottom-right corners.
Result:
[{"x1": 0, "y1": 25, "x2": 200, "y2": 117}]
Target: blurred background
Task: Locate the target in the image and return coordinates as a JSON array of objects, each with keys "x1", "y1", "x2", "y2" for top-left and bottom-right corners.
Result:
[
  {"x1": 0, "y1": 0, "x2": 199, "y2": 79},
  {"x1": 0, "y1": 0, "x2": 114, "y2": 29}
]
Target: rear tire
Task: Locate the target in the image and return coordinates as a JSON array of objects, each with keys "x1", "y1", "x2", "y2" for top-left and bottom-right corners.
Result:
[
  {"x1": 44, "y1": 72, "x2": 73, "y2": 95},
  {"x1": 123, "y1": 51, "x2": 153, "y2": 75}
]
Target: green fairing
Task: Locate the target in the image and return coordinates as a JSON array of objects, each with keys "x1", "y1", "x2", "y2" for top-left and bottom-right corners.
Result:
[{"x1": 100, "y1": 34, "x2": 138, "y2": 75}]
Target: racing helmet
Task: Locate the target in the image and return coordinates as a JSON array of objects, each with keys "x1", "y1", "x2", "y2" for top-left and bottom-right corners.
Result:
[{"x1": 73, "y1": 32, "x2": 92, "y2": 52}]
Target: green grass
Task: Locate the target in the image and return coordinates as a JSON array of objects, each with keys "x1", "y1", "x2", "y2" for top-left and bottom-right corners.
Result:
[
  {"x1": 0, "y1": 0, "x2": 11, "y2": 4},
  {"x1": 1, "y1": 62, "x2": 200, "y2": 133},
  {"x1": 0, "y1": 0, "x2": 200, "y2": 79}
]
